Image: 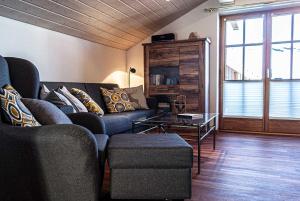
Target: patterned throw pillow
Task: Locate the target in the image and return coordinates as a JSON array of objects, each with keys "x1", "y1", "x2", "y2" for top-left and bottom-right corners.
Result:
[
  {"x1": 71, "y1": 88, "x2": 104, "y2": 116},
  {"x1": 44, "y1": 90, "x2": 76, "y2": 113},
  {"x1": 57, "y1": 86, "x2": 88, "y2": 113},
  {"x1": 3, "y1": 84, "x2": 22, "y2": 99},
  {"x1": 0, "y1": 89, "x2": 41, "y2": 127},
  {"x1": 100, "y1": 88, "x2": 135, "y2": 113},
  {"x1": 121, "y1": 85, "x2": 149, "y2": 110}
]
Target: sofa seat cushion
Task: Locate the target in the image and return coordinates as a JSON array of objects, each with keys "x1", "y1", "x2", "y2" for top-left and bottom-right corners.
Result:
[
  {"x1": 108, "y1": 134, "x2": 193, "y2": 169},
  {"x1": 102, "y1": 114, "x2": 131, "y2": 136},
  {"x1": 121, "y1": 109, "x2": 155, "y2": 121},
  {"x1": 102, "y1": 109, "x2": 156, "y2": 135}
]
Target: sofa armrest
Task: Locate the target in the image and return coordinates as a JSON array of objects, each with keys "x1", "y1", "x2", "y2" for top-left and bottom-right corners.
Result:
[
  {"x1": 68, "y1": 112, "x2": 106, "y2": 134},
  {"x1": 0, "y1": 124, "x2": 100, "y2": 201},
  {"x1": 146, "y1": 97, "x2": 158, "y2": 110}
]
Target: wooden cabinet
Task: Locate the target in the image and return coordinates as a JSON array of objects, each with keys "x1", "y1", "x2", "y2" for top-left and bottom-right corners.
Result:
[{"x1": 143, "y1": 38, "x2": 210, "y2": 113}]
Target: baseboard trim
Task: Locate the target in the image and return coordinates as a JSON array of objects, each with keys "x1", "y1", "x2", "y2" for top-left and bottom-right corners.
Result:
[{"x1": 219, "y1": 129, "x2": 300, "y2": 137}]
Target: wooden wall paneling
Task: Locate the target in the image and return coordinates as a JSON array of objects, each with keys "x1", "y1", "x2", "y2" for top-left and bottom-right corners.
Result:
[
  {"x1": 49, "y1": 0, "x2": 146, "y2": 41},
  {"x1": 172, "y1": 0, "x2": 189, "y2": 9},
  {"x1": 120, "y1": 0, "x2": 162, "y2": 24},
  {"x1": 77, "y1": 0, "x2": 152, "y2": 36},
  {"x1": 0, "y1": 0, "x2": 208, "y2": 49},
  {"x1": 1, "y1": 0, "x2": 133, "y2": 47},
  {"x1": 152, "y1": 0, "x2": 178, "y2": 14},
  {"x1": 100, "y1": 0, "x2": 160, "y2": 31},
  {"x1": 137, "y1": 0, "x2": 169, "y2": 18},
  {"x1": 0, "y1": 5, "x2": 127, "y2": 50}
]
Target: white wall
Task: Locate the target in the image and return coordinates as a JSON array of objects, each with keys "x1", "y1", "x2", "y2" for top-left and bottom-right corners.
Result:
[
  {"x1": 126, "y1": 0, "x2": 220, "y2": 113},
  {"x1": 0, "y1": 16, "x2": 127, "y2": 87}
]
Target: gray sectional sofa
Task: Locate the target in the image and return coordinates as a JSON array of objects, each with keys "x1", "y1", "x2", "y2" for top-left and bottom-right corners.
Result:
[{"x1": 0, "y1": 56, "x2": 192, "y2": 201}]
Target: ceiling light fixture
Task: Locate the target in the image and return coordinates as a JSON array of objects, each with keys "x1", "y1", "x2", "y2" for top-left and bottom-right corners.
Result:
[{"x1": 219, "y1": 0, "x2": 235, "y2": 5}]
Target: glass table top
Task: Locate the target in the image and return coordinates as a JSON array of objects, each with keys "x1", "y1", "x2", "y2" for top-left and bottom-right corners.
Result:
[{"x1": 133, "y1": 113, "x2": 218, "y2": 127}]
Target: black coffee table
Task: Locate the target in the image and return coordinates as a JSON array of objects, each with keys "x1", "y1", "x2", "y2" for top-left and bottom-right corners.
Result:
[{"x1": 132, "y1": 113, "x2": 218, "y2": 174}]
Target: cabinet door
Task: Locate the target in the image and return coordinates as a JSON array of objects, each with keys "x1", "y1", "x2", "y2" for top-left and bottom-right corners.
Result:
[
  {"x1": 149, "y1": 47, "x2": 179, "y2": 67},
  {"x1": 179, "y1": 45, "x2": 200, "y2": 112}
]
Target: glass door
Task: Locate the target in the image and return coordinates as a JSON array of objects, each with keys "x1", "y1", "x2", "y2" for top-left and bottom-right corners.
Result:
[
  {"x1": 220, "y1": 14, "x2": 265, "y2": 132},
  {"x1": 268, "y1": 11, "x2": 300, "y2": 133},
  {"x1": 221, "y1": 8, "x2": 300, "y2": 134}
]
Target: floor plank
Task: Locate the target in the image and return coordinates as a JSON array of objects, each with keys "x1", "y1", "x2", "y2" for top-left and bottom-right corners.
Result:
[{"x1": 103, "y1": 132, "x2": 300, "y2": 201}]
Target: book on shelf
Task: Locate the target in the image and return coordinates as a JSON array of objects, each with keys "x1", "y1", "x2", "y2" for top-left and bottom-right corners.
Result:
[
  {"x1": 177, "y1": 113, "x2": 203, "y2": 119},
  {"x1": 158, "y1": 102, "x2": 171, "y2": 112}
]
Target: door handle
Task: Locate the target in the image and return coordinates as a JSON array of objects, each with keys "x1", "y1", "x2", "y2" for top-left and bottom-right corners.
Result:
[{"x1": 266, "y1": 68, "x2": 271, "y2": 79}]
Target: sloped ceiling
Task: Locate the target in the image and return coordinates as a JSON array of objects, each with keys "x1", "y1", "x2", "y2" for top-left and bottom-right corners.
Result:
[{"x1": 0, "y1": 0, "x2": 207, "y2": 50}]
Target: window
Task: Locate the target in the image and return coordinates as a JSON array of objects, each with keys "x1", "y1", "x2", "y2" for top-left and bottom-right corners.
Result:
[
  {"x1": 223, "y1": 16, "x2": 264, "y2": 117},
  {"x1": 225, "y1": 17, "x2": 264, "y2": 81},
  {"x1": 270, "y1": 13, "x2": 300, "y2": 118}
]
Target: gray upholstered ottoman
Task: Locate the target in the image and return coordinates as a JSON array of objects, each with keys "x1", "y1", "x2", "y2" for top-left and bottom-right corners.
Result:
[{"x1": 108, "y1": 133, "x2": 193, "y2": 200}]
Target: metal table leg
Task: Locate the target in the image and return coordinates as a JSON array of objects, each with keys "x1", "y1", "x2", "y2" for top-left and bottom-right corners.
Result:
[
  {"x1": 213, "y1": 117, "x2": 216, "y2": 150},
  {"x1": 197, "y1": 125, "x2": 201, "y2": 174}
]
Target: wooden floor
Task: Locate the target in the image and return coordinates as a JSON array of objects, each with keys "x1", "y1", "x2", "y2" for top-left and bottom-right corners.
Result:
[{"x1": 103, "y1": 132, "x2": 300, "y2": 201}]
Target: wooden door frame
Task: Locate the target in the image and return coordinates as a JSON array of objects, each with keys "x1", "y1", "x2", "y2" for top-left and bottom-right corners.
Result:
[{"x1": 219, "y1": 7, "x2": 300, "y2": 135}]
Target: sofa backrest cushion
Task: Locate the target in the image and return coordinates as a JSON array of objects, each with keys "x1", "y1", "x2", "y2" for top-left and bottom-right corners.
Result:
[
  {"x1": 22, "y1": 98, "x2": 72, "y2": 125},
  {"x1": 41, "y1": 82, "x2": 119, "y2": 114},
  {"x1": 42, "y1": 82, "x2": 86, "y2": 92},
  {"x1": 0, "y1": 56, "x2": 11, "y2": 88}
]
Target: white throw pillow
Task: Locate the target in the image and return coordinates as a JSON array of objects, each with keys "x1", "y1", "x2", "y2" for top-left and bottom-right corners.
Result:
[
  {"x1": 40, "y1": 84, "x2": 50, "y2": 100},
  {"x1": 58, "y1": 86, "x2": 88, "y2": 112}
]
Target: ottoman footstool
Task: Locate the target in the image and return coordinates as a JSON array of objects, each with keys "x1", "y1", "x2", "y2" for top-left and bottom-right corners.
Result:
[{"x1": 108, "y1": 133, "x2": 193, "y2": 200}]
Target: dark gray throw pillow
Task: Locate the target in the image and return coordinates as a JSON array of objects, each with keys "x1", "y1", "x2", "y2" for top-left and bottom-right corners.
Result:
[
  {"x1": 21, "y1": 98, "x2": 72, "y2": 125},
  {"x1": 44, "y1": 90, "x2": 76, "y2": 113}
]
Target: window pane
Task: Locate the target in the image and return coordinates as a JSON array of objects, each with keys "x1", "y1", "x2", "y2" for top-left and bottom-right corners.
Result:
[
  {"x1": 226, "y1": 20, "x2": 243, "y2": 45},
  {"x1": 272, "y1": 14, "x2": 292, "y2": 42},
  {"x1": 245, "y1": 18, "x2": 263, "y2": 44},
  {"x1": 223, "y1": 81, "x2": 263, "y2": 117},
  {"x1": 270, "y1": 81, "x2": 300, "y2": 118},
  {"x1": 271, "y1": 43, "x2": 291, "y2": 79},
  {"x1": 244, "y1": 45, "x2": 263, "y2": 80},
  {"x1": 225, "y1": 47, "x2": 243, "y2": 80},
  {"x1": 295, "y1": 14, "x2": 300, "y2": 41},
  {"x1": 293, "y1": 43, "x2": 300, "y2": 79}
]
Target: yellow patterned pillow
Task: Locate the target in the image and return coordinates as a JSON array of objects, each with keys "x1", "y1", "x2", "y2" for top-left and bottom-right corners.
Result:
[
  {"x1": 3, "y1": 84, "x2": 22, "y2": 99},
  {"x1": 70, "y1": 88, "x2": 104, "y2": 116},
  {"x1": 100, "y1": 88, "x2": 135, "y2": 113},
  {"x1": 0, "y1": 89, "x2": 41, "y2": 127}
]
